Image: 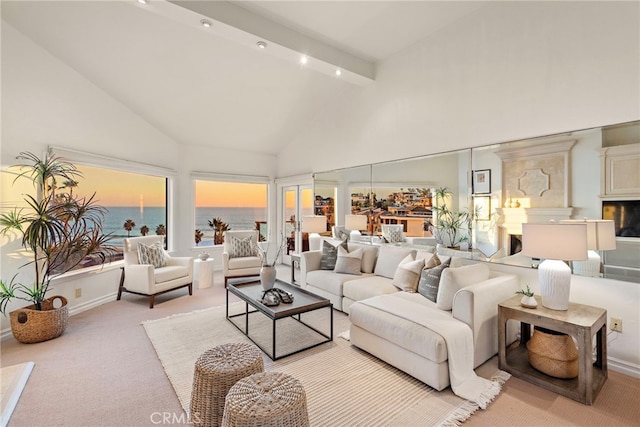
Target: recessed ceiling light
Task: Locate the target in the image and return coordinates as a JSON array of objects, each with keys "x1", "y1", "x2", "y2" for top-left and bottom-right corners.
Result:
[
  {"x1": 137, "y1": 0, "x2": 149, "y2": 4},
  {"x1": 300, "y1": 56, "x2": 308, "y2": 65},
  {"x1": 335, "y1": 69, "x2": 342, "y2": 76},
  {"x1": 200, "y1": 19, "x2": 212, "y2": 28},
  {"x1": 256, "y1": 41, "x2": 267, "y2": 49}
]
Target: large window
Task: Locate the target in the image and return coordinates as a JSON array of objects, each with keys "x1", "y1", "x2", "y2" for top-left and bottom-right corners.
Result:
[{"x1": 194, "y1": 178, "x2": 268, "y2": 247}]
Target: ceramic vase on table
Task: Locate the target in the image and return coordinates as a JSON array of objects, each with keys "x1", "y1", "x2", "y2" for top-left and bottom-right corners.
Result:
[
  {"x1": 520, "y1": 295, "x2": 537, "y2": 309},
  {"x1": 260, "y1": 265, "x2": 277, "y2": 290}
]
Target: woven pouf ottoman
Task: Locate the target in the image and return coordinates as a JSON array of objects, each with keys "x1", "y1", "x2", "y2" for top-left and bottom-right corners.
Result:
[
  {"x1": 222, "y1": 371, "x2": 310, "y2": 427},
  {"x1": 190, "y1": 342, "x2": 265, "y2": 427}
]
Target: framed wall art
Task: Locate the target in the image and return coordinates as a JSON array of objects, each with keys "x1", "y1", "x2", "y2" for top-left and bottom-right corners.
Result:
[
  {"x1": 472, "y1": 169, "x2": 491, "y2": 194},
  {"x1": 473, "y1": 196, "x2": 491, "y2": 221}
]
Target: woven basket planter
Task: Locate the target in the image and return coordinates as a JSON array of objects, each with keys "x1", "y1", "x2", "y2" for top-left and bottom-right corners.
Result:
[
  {"x1": 526, "y1": 326, "x2": 578, "y2": 379},
  {"x1": 9, "y1": 296, "x2": 69, "y2": 344}
]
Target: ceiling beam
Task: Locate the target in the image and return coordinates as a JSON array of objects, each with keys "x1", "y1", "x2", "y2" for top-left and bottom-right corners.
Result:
[{"x1": 135, "y1": 0, "x2": 375, "y2": 86}]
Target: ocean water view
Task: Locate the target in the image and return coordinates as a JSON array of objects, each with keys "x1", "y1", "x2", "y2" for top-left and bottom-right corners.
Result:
[{"x1": 104, "y1": 206, "x2": 267, "y2": 247}]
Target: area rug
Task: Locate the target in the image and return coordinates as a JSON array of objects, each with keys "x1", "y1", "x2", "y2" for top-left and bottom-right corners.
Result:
[
  {"x1": 143, "y1": 304, "x2": 509, "y2": 426},
  {"x1": 0, "y1": 362, "x2": 34, "y2": 427}
]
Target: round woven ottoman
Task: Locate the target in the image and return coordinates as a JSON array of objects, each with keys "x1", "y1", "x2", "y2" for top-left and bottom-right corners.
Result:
[
  {"x1": 190, "y1": 342, "x2": 264, "y2": 427},
  {"x1": 222, "y1": 371, "x2": 310, "y2": 427}
]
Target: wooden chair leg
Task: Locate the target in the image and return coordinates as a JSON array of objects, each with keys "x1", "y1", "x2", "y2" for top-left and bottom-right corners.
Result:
[
  {"x1": 117, "y1": 267, "x2": 125, "y2": 301},
  {"x1": 188, "y1": 283, "x2": 193, "y2": 295},
  {"x1": 149, "y1": 295, "x2": 155, "y2": 309}
]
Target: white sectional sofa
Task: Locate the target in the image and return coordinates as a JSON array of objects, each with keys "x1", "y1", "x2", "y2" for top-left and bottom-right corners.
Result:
[{"x1": 299, "y1": 239, "x2": 519, "y2": 391}]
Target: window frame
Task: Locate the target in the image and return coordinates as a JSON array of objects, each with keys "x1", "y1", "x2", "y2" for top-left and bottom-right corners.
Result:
[{"x1": 190, "y1": 171, "x2": 271, "y2": 249}]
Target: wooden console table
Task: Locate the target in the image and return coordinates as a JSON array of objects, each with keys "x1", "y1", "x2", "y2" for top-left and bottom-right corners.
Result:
[{"x1": 498, "y1": 295, "x2": 607, "y2": 404}]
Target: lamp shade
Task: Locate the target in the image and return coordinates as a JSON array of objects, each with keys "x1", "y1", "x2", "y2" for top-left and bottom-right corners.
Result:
[
  {"x1": 560, "y1": 219, "x2": 616, "y2": 251},
  {"x1": 345, "y1": 214, "x2": 367, "y2": 231},
  {"x1": 301, "y1": 215, "x2": 326, "y2": 234},
  {"x1": 521, "y1": 223, "x2": 588, "y2": 261}
]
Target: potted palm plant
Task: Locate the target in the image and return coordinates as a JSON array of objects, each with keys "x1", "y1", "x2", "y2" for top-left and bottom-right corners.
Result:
[
  {"x1": 431, "y1": 187, "x2": 470, "y2": 248},
  {"x1": 0, "y1": 152, "x2": 113, "y2": 343}
]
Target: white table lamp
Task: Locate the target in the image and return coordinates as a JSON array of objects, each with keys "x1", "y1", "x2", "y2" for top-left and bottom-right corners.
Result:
[
  {"x1": 560, "y1": 219, "x2": 616, "y2": 277},
  {"x1": 302, "y1": 215, "x2": 327, "y2": 251},
  {"x1": 521, "y1": 222, "x2": 588, "y2": 310},
  {"x1": 345, "y1": 214, "x2": 368, "y2": 239}
]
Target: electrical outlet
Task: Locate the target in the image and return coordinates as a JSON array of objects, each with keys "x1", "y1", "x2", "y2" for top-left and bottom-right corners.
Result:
[
  {"x1": 75, "y1": 288, "x2": 82, "y2": 298},
  {"x1": 611, "y1": 317, "x2": 622, "y2": 332}
]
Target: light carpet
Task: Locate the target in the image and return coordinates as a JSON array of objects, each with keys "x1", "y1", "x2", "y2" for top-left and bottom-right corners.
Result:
[
  {"x1": 0, "y1": 362, "x2": 34, "y2": 427},
  {"x1": 143, "y1": 304, "x2": 508, "y2": 426}
]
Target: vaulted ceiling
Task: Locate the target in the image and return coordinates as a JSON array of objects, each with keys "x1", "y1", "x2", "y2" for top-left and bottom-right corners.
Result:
[{"x1": 1, "y1": 1, "x2": 492, "y2": 155}]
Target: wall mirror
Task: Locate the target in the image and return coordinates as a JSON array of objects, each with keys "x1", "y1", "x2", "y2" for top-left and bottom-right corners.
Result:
[{"x1": 314, "y1": 120, "x2": 639, "y2": 283}]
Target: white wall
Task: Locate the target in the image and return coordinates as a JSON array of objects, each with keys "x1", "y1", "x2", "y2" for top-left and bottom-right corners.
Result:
[
  {"x1": 277, "y1": 1, "x2": 639, "y2": 175},
  {"x1": 276, "y1": 1, "x2": 640, "y2": 376},
  {"x1": 0, "y1": 22, "x2": 277, "y2": 333}
]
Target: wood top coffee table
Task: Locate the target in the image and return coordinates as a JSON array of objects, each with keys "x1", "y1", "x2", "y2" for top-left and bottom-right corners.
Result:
[{"x1": 226, "y1": 278, "x2": 333, "y2": 360}]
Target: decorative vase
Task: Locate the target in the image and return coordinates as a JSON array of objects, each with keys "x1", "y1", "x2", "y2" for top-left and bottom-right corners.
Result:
[
  {"x1": 198, "y1": 252, "x2": 210, "y2": 261},
  {"x1": 260, "y1": 265, "x2": 277, "y2": 290},
  {"x1": 9, "y1": 296, "x2": 69, "y2": 344},
  {"x1": 520, "y1": 295, "x2": 537, "y2": 309}
]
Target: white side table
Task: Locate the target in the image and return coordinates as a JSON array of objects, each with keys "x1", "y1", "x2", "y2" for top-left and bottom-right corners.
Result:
[{"x1": 194, "y1": 258, "x2": 214, "y2": 289}]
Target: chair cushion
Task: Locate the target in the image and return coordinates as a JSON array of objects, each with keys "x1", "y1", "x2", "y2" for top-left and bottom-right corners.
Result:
[
  {"x1": 138, "y1": 241, "x2": 166, "y2": 268},
  {"x1": 348, "y1": 243, "x2": 379, "y2": 273},
  {"x1": 334, "y1": 246, "x2": 363, "y2": 275},
  {"x1": 154, "y1": 266, "x2": 188, "y2": 283},
  {"x1": 227, "y1": 256, "x2": 262, "y2": 269},
  {"x1": 228, "y1": 236, "x2": 256, "y2": 258}
]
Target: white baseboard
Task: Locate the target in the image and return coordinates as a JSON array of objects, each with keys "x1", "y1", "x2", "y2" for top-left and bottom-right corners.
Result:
[
  {"x1": 608, "y1": 356, "x2": 640, "y2": 378},
  {"x1": 0, "y1": 293, "x2": 117, "y2": 342}
]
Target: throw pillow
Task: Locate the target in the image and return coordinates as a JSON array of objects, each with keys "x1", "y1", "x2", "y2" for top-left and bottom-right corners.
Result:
[
  {"x1": 334, "y1": 246, "x2": 363, "y2": 275},
  {"x1": 320, "y1": 239, "x2": 348, "y2": 270},
  {"x1": 385, "y1": 227, "x2": 405, "y2": 243},
  {"x1": 348, "y1": 243, "x2": 379, "y2": 273},
  {"x1": 137, "y1": 241, "x2": 167, "y2": 268},
  {"x1": 417, "y1": 257, "x2": 451, "y2": 303},
  {"x1": 374, "y1": 245, "x2": 416, "y2": 279},
  {"x1": 228, "y1": 236, "x2": 256, "y2": 258},
  {"x1": 391, "y1": 254, "x2": 425, "y2": 292},
  {"x1": 436, "y1": 262, "x2": 491, "y2": 310}
]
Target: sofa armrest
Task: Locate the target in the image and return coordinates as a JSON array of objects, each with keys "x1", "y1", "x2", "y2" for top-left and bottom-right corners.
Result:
[
  {"x1": 300, "y1": 250, "x2": 322, "y2": 286},
  {"x1": 452, "y1": 273, "x2": 519, "y2": 367}
]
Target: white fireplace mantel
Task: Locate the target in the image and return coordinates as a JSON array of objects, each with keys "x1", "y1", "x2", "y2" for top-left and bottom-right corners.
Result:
[{"x1": 495, "y1": 207, "x2": 574, "y2": 235}]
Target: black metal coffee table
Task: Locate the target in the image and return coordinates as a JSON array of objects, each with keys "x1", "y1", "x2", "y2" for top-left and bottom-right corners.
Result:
[{"x1": 226, "y1": 278, "x2": 333, "y2": 360}]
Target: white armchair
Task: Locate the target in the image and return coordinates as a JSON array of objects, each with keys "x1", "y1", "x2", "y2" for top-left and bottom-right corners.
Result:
[
  {"x1": 117, "y1": 235, "x2": 194, "y2": 308},
  {"x1": 223, "y1": 230, "x2": 262, "y2": 287}
]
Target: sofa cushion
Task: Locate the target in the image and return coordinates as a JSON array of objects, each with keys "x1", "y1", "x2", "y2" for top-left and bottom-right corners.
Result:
[
  {"x1": 374, "y1": 245, "x2": 417, "y2": 279},
  {"x1": 436, "y1": 262, "x2": 491, "y2": 311},
  {"x1": 138, "y1": 241, "x2": 166, "y2": 268},
  {"x1": 343, "y1": 275, "x2": 398, "y2": 302},
  {"x1": 391, "y1": 254, "x2": 425, "y2": 292},
  {"x1": 348, "y1": 243, "x2": 379, "y2": 273},
  {"x1": 349, "y1": 292, "x2": 448, "y2": 364},
  {"x1": 334, "y1": 246, "x2": 363, "y2": 275},
  {"x1": 321, "y1": 239, "x2": 348, "y2": 270},
  {"x1": 417, "y1": 257, "x2": 451, "y2": 303},
  {"x1": 306, "y1": 269, "x2": 368, "y2": 296}
]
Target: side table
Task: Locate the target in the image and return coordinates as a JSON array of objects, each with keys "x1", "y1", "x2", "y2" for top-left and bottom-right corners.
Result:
[
  {"x1": 194, "y1": 258, "x2": 215, "y2": 289},
  {"x1": 498, "y1": 295, "x2": 607, "y2": 405}
]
